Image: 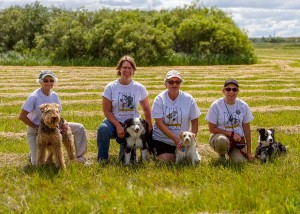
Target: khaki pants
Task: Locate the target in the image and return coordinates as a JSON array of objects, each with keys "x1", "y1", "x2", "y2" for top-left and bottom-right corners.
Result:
[
  {"x1": 27, "y1": 122, "x2": 87, "y2": 165},
  {"x1": 209, "y1": 134, "x2": 247, "y2": 163}
]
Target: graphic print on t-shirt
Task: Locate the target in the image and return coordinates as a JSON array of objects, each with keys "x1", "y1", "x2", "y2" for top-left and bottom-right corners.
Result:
[
  {"x1": 224, "y1": 112, "x2": 240, "y2": 129},
  {"x1": 164, "y1": 106, "x2": 182, "y2": 130},
  {"x1": 118, "y1": 92, "x2": 135, "y2": 112}
]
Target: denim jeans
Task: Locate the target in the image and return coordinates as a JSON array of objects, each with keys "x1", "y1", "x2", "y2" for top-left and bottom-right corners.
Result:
[{"x1": 97, "y1": 119, "x2": 135, "y2": 162}]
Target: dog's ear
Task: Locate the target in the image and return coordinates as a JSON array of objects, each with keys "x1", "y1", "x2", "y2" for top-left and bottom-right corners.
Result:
[
  {"x1": 141, "y1": 118, "x2": 149, "y2": 133},
  {"x1": 140, "y1": 118, "x2": 148, "y2": 126},
  {"x1": 39, "y1": 103, "x2": 49, "y2": 112},
  {"x1": 270, "y1": 129, "x2": 275, "y2": 134},
  {"x1": 192, "y1": 133, "x2": 197, "y2": 141},
  {"x1": 257, "y1": 128, "x2": 265, "y2": 134},
  {"x1": 179, "y1": 132, "x2": 184, "y2": 138},
  {"x1": 54, "y1": 103, "x2": 61, "y2": 111}
]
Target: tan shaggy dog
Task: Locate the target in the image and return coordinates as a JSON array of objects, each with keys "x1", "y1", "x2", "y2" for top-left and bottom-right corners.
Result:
[
  {"x1": 176, "y1": 131, "x2": 201, "y2": 165},
  {"x1": 36, "y1": 103, "x2": 75, "y2": 169}
]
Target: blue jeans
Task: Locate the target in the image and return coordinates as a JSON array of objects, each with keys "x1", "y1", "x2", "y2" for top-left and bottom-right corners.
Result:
[{"x1": 97, "y1": 119, "x2": 135, "y2": 162}]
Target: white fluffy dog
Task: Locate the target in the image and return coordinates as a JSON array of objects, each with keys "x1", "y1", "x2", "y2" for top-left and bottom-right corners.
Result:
[{"x1": 176, "y1": 131, "x2": 201, "y2": 165}]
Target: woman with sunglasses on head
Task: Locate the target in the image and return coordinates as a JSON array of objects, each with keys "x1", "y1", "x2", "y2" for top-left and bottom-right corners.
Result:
[
  {"x1": 19, "y1": 70, "x2": 88, "y2": 165},
  {"x1": 96, "y1": 55, "x2": 152, "y2": 164},
  {"x1": 151, "y1": 70, "x2": 201, "y2": 161},
  {"x1": 206, "y1": 79, "x2": 254, "y2": 162}
]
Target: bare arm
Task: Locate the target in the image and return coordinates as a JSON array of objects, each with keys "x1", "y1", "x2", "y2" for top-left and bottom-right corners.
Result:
[
  {"x1": 102, "y1": 96, "x2": 124, "y2": 137},
  {"x1": 155, "y1": 118, "x2": 180, "y2": 147},
  {"x1": 208, "y1": 122, "x2": 243, "y2": 142},
  {"x1": 190, "y1": 118, "x2": 198, "y2": 135},
  {"x1": 18, "y1": 109, "x2": 38, "y2": 129},
  {"x1": 140, "y1": 97, "x2": 153, "y2": 131},
  {"x1": 243, "y1": 122, "x2": 253, "y2": 159}
]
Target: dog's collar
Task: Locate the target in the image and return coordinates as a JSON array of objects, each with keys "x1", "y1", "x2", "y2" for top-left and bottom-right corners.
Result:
[
  {"x1": 259, "y1": 142, "x2": 274, "y2": 148},
  {"x1": 258, "y1": 143, "x2": 273, "y2": 153}
]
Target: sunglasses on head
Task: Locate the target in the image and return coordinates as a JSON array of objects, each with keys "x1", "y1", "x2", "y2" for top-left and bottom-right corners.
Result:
[
  {"x1": 167, "y1": 80, "x2": 182, "y2": 85},
  {"x1": 43, "y1": 79, "x2": 54, "y2": 83},
  {"x1": 225, "y1": 87, "x2": 238, "y2": 92}
]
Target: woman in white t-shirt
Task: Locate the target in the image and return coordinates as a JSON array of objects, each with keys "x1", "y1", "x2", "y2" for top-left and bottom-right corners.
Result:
[
  {"x1": 19, "y1": 70, "x2": 88, "y2": 165},
  {"x1": 206, "y1": 79, "x2": 254, "y2": 162},
  {"x1": 151, "y1": 70, "x2": 201, "y2": 162},
  {"x1": 96, "y1": 55, "x2": 152, "y2": 163}
]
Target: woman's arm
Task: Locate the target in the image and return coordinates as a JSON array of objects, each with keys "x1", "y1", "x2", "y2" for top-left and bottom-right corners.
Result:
[
  {"x1": 155, "y1": 118, "x2": 180, "y2": 147},
  {"x1": 243, "y1": 122, "x2": 253, "y2": 159},
  {"x1": 18, "y1": 109, "x2": 38, "y2": 129},
  {"x1": 140, "y1": 97, "x2": 153, "y2": 131},
  {"x1": 190, "y1": 118, "x2": 198, "y2": 135},
  {"x1": 102, "y1": 97, "x2": 124, "y2": 137},
  {"x1": 208, "y1": 122, "x2": 242, "y2": 142}
]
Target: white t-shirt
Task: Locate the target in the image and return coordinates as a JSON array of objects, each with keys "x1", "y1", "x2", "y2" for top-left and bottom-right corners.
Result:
[
  {"x1": 152, "y1": 90, "x2": 201, "y2": 146},
  {"x1": 102, "y1": 80, "x2": 148, "y2": 123},
  {"x1": 206, "y1": 98, "x2": 253, "y2": 137},
  {"x1": 21, "y1": 88, "x2": 61, "y2": 126}
]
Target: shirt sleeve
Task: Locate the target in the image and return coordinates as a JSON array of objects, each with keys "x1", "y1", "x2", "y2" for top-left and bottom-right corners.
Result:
[
  {"x1": 151, "y1": 96, "x2": 164, "y2": 119},
  {"x1": 189, "y1": 98, "x2": 201, "y2": 120},
  {"x1": 206, "y1": 103, "x2": 218, "y2": 124},
  {"x1": 22, "y1": 94, "x2": 36, "y2": 113},
  {"x1": 102, "y1": 84, "x2": 112, "y2": 101}
]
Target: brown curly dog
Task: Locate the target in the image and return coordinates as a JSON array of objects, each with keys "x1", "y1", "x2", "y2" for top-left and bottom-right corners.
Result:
[{"x1": 36, "y1": 103, "x2": 75, "y2": 169}]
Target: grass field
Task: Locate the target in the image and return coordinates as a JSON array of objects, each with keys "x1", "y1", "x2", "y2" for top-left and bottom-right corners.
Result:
[{"x1": 0, "y1": 46, "x2": 300, "y2": 213}]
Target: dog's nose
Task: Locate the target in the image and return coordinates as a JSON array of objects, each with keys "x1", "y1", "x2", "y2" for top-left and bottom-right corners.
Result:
[{"x1": 52, "y1": 117, "x2": 57, "y2": 120}]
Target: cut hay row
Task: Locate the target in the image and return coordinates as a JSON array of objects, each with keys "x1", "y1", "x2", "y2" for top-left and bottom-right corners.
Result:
[{"x1": 0, "y1": 56, "x2": 300, "y2": 167}]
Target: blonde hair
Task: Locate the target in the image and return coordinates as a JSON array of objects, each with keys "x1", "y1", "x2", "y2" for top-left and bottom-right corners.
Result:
[{"x1": 116, "y1": 55, "x2": 137, "y2": 76}]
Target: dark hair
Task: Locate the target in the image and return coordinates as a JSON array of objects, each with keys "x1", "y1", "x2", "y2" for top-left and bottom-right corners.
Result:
[
  {"x1": 224, "y1": 79, "x2": 239, "y2": 88},
  {"x1": 116, "y1": 55, "x2": 137, "y2": 76}
]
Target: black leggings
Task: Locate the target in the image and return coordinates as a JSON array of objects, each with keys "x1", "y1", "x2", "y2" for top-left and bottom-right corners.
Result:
[{"x1": 153, "y1": 140, "x2": 176, "y2": 156}]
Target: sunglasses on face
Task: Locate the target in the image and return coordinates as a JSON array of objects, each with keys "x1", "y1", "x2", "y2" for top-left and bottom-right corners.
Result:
[
  {"x1": 43, "y1": 79, "x2": 54, "y2": 83},
  {"x1": 224, "y1": 87, "x2": 238, "y2": 92},
  {"x1": 167, "y1": 80, "x2": 182, "y2": 85}
]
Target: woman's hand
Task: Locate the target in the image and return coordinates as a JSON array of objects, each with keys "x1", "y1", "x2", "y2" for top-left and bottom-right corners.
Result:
[
  {"x1": 116, "y1": 124, "x2": 125, "y2": 139},
  {"x1": 247, "y1": 153, "x2": 254, "y2": 161},
  {"x1": 174, "y1": 138, "x2": 182, "y2": 150},
  {"x1": 233, "y1": 133, "x2": 242, "y2": 142}
]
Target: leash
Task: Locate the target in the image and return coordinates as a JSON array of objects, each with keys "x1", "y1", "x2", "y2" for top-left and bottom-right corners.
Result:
[{"x1": 229, "y1": 132, "x2": 248, "y2": 159}]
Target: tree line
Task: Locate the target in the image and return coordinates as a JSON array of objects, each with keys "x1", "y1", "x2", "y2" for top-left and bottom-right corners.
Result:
[{"x1": 0, "y1": 2, "x2": 257, "y2": 66}]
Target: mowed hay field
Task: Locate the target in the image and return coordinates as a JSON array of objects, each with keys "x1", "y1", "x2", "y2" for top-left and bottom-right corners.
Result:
[{"x1": 1, "y1": 47, "x2": 300, "y2": 213}]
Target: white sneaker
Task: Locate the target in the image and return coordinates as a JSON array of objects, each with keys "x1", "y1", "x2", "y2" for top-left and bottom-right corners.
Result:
[
  {"x1": 77, "y1": 156, "x2": 92, "y2": 166},
  {"x1": 77, "y1": 156, "x2": 86, "y2": 163}
]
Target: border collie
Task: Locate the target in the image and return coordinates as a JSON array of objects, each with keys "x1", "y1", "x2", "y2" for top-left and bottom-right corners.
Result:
[
  {"x1": 176, "y1": 131, "x2": 201, "y2": 165},
  {"x1": 255, "y1": 128, "x2": 286, "y2": 163},
  {"x1": 116, "y1": 117, "x2": 154, "y2": 165}
]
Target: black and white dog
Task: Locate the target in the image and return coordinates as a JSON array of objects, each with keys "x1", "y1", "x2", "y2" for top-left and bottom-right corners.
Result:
[
  {"x1": 116, "y1": 117, "x2": 154, "y2": 165},
  {"x1": 255, "y1": 128, "x2": 287, "y2": 163}
]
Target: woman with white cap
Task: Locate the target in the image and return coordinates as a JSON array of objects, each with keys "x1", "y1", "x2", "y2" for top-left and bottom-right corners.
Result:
[
  {"x1": 206, "y1": 79, "x2": 254, "y2": 162},
  {"x1": 151, "y1": 70, "x2": 201, "y2": 161},
  {"x1": 19, "y1": 70, "x2": 88, "y2": 165}
]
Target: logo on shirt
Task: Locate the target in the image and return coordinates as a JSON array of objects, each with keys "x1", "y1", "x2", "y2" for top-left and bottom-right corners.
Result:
[
  {"x1": 224, "y1": 112, "x2": 240, "y2": 129},
  {"x1": 118, "y1": 93, "x2": 135, "y2": 112},
  {"x1": 164, "y1": 107, "x2": 182, "y2": 129}
]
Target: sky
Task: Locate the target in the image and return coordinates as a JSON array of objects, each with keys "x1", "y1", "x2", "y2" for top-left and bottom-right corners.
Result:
[{"x1": 0, "y1": 0, "x2": 299, "y2": 38}]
